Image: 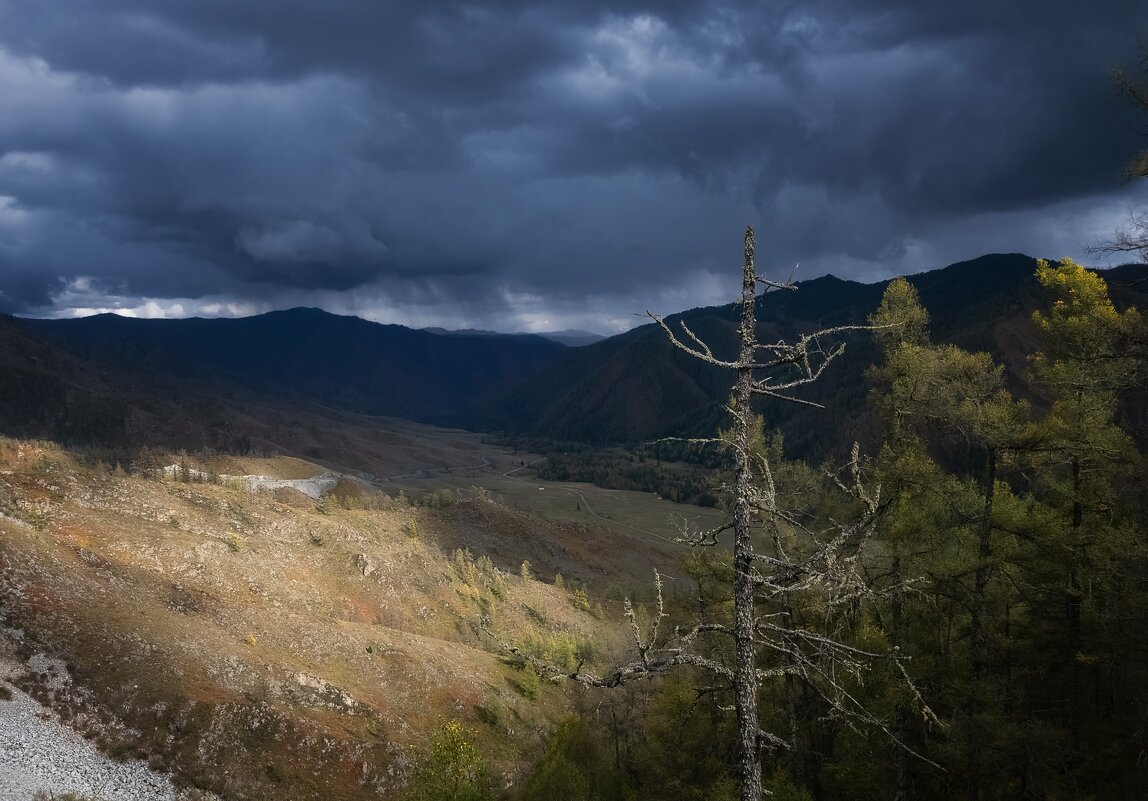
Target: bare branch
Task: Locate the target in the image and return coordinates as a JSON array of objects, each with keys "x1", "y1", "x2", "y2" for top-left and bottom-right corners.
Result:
[
  {"x1": 1088, "y1": 209, "x2": 1148, "y2": 263},
  {"x1": 891, "y1": 649, "x2": 944, "y2": 730},
  {"x1": 800, "y1": 652, "x2": 944, "y2": 770},
  {"x1": 748, "y1": 391, "x2": 827, "y2": 409},
  {"x1": 647, "y1": 435, "x2": 726, "y2": 448},
  {"x1": 566, "y1": 652, "x2": 737, "y2": 687},
  {"x1": 679, "y1": 318, "x2": 723, "y2": 362},
  {"x1": 672, "y1": 515, "x2": 734, "y2": 547},
  {"x1": 645, "y1": 310, "x2": 739, "y2": 368},
  {"x1": 757, "y1": 623, "x2": 890, "y2": 660},
  {"x1": 757, "y1": 728, "x2": 792, "y2": 751},
  {"x1": 756, "y1": 275, "x2": 798, "y2": 292}
]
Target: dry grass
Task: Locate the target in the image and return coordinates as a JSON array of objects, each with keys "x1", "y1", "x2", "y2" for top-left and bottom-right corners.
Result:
[
  {"x1": 194, "y1": 455, "x2": 327, "y2": 480},
  {"x1": 0, "y1": 438, "x2": 663, "y2": 801}
]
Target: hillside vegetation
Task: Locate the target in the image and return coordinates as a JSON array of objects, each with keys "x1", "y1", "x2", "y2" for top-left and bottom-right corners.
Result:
[
  {"x1": 0, "y1": 440, "x2": 665, "y2": 800},
  {"x1": 456, "y1": 256, "x2": 1148, "y2": 459}
]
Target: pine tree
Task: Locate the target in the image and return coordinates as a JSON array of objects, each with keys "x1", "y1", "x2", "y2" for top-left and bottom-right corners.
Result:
[
  {"x1": 869, "y1": 277, "x2": 1039, "y2": 800},
  {"x1": 1029, "y1": 258, "x2": 1143, "y2": 762}
]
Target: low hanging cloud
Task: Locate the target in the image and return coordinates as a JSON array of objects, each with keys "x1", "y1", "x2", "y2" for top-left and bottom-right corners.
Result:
[{"x1": 0, "y1": 0, "x2": 1146, "y2": 330}]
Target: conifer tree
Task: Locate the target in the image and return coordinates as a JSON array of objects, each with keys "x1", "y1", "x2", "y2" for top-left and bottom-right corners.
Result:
[
  {"x1": 1029, "y1": 258, "x2": 1142, "y2": 760},
  {"x1": 869, "y1": 277, "x2": 1037, "y2": 800}
]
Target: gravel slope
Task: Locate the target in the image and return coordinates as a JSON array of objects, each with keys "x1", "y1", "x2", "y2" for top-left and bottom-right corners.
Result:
[{"x1": 0, "y1": 630, "x2": 179, "y2": 801}]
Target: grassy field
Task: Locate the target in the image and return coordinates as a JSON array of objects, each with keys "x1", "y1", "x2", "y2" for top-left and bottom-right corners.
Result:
[
  {"x1": 395, "y1": 469, "x2": 724, "y2": 546},
  {"x1": 362, "y1": 420, "x2": 728, "y2": 548}
]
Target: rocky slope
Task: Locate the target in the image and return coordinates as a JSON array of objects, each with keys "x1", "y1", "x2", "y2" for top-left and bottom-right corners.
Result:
[
  {"x1": 0, "y1": 439, "x2": 658, "y2": 800},
  {"x1": 0, "y1": 628, "x2": 191, "y2": 801}
]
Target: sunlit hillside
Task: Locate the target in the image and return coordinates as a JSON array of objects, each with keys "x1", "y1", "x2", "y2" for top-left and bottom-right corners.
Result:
[{"x1": 0, "y1": 438, "x2": 679, "y2": 799}]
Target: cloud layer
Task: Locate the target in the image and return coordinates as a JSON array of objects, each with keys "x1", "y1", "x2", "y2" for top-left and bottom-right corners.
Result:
[{"x1": 1, "y1": 0, "x2": 1146, "y2": 330}]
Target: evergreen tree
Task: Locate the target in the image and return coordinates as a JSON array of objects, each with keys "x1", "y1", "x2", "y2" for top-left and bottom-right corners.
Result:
[
  {"x1": 1028, "y1": 258, "x2": 1143, "y2": 767},
  {"x1": 868, "y1": 277, "x2": 1042, "y2": 800}
]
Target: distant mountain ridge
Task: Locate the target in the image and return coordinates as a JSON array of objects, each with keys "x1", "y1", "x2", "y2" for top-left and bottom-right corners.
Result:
[
  {"x1": 15, "y1": 307, "x2": 563, "y2": 421},
  {"x1": 451, "y1": 254, "x2": 1148, "y2": 458},
  {"x1": 2, "y1": 255, "x2": 1145, "y2": 461},
  {"x1": 422, "y1": 326, "x2": 605, "y2": 347}
]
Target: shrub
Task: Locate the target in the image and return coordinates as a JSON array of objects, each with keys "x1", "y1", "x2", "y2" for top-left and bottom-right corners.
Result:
[
  {"x1": 518, "y1": 662, "x2": 542, "y2": 700},
  {"x1": 569, "y1": 587, "x2": 591, "y2": 612},
  {"x1": 518, "y1": 631, "x2": 580, "y2": 672},
  {"x1": 404, "y1": 721, "x2": 495, "y2": 801}
]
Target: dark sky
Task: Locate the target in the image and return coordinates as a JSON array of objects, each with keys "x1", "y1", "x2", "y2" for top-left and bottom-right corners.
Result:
[{"x1": 1, "y1": 1, "x2": 1146, "y2": 332}]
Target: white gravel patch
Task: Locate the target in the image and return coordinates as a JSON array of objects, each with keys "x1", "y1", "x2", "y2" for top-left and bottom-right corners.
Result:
[
  {"x1": 242, "y1": 472, "x2": 339, "y2": 499},
  {"x1": 159, "y1": 464, "x2": 342, "y2": 499},
  {"x1": 0, "y1": 643, "x2": 178, "y2": 801}
]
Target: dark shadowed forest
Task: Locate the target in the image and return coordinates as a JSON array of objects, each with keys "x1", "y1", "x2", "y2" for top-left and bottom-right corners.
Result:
[{"x1": 490, "y1": 257, "x2": 1148, "y2": 801}]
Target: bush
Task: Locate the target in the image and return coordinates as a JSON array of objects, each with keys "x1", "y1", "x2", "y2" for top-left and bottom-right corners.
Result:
[
  {"x1": 404, "y1": 721, "x2": 495, "y2": 801},
  {"x1": 518, "y1": 631, "x2": 580, "y2": 672},
  {"x1": 518, "y1": 662, "x2": 542, "y2": 700},
  {"x1": 569, "y1": 587, "x2": 591, "y2": 612}
]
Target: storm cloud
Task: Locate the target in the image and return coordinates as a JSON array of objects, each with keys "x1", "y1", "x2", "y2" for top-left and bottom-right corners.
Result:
[{"x1": 0, "y1": 0, "x2": 1145, "y2": 331}]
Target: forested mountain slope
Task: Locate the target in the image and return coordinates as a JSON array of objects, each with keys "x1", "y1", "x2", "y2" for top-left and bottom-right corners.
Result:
[
  {"x1": 17, "y1": 308, "x2": 563, "y2": 421},
  {"x1": 455, "y1": 254, "x2": 1148, "y2": 459}
]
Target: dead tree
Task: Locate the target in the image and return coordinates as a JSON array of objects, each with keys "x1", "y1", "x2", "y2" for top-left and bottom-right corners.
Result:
[
  {"x1": 1092, "y1": 42, "x2": 1148, "y2": 264},
  {"x1": 496, "y1": 226, "x2": 935, "y2": 801}
]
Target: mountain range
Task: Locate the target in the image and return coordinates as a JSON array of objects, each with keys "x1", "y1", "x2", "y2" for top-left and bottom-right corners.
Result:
[
  {"x1": 452, "y1": 253, "x2": 1148, "y2": 456},
  {"x1": 3, "y1": 253, "x2": 1146, "y2": 463},
  {"x1": 421, "y1": 327, "x2": 605, "y2": 347}
]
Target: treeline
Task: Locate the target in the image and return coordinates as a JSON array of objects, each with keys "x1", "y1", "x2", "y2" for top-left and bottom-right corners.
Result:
[
  {"x1": 492, "y1": 260, "x2": 1147, "y2": 801},
  {"x1": 489, "y1": 435, "x2": 728, "y2": 507},
  {"x1": 536, "y1": 449, "x2": 721, "y2": 507}
]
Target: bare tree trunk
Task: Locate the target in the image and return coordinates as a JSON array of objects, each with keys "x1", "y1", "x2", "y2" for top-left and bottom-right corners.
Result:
[
  {"x1": 616, "y1": 225, "x2": 910, "y2": 801},
  {"x1": 733, "y1": 225, "x2": 763, "y2": 801}
]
